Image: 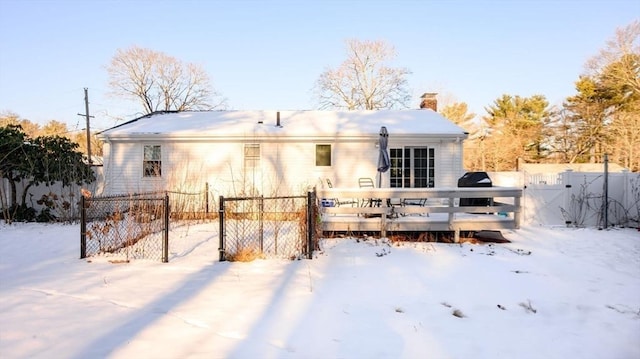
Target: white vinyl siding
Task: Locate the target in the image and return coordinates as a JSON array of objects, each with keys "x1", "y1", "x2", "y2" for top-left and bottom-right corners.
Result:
[
  {"x1": 438, "y1": 141, "x2": 465, "y2": 187},
  {"x1": 102, "y1": 137, "x2": 464, "y2": 196}
]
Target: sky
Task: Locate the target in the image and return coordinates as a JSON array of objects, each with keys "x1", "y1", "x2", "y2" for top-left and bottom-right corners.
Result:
[
  {"x1": 1, "y1": 222, "x2": 639, "y2": 358},
  {"x1": 0, "y1": 0, "x2": 638, "y2": 133}
]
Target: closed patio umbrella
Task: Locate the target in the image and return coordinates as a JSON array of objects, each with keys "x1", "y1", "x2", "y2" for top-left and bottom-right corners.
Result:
[{"x1": 377, "y1": 126, "x2": 390, "y2": 187}]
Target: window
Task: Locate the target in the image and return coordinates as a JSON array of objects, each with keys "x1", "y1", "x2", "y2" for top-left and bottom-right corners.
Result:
[
  {"x1": 143, "y1": 145, "x2": 162, "y2": 177},
  {"x1": 315, "y1": 144, "x2": 331, "y2": 166},
  {"x1": 390, "y1": 147, "x2": 435, "y2": 188},
  {"x1": 244, "y1": 144, "x2": 260, "y2": 168}
]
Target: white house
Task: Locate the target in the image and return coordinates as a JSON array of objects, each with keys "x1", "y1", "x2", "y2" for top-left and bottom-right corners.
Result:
[{"x1": 96, "y1": 109, "x2": 468, "y2": 198}]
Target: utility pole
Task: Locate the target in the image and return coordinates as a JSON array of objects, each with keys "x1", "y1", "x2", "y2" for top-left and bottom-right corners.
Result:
[{"x1": 77, "y1": 88, "x2": 94, "y2": 164}]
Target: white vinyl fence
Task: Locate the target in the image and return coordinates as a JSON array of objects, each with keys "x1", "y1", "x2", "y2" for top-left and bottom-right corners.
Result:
[
  {"x1": 3, "y1": 166, "x2": 638, "y2": 229},
  {"x1": 1, "y1": 167, "x2": 104, "y2": 221},
  {"x1": 489, "y1": 170, "x2": 640, "y2": 228}
]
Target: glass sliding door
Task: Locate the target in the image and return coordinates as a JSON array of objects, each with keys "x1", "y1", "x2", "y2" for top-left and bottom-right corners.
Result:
[{"x1": 390, "y1": 147, "x2": 435, "y2": 188}]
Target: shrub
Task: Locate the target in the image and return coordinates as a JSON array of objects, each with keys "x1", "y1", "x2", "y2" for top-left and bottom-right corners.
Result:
[
  {"x1": 227, "y1": 247, "x2": 263, "y2": 262},
  {"x1": 3, "y1": 205, "x2": 36, "y2": 222},
  {"x1": 36, "y1": 208, "x2": 56, "y2": 222}
]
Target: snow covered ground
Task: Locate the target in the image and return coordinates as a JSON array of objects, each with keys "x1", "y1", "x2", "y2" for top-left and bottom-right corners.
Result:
[{"x1": 1, "y1": 222, "x2": 638, "y2": 359}]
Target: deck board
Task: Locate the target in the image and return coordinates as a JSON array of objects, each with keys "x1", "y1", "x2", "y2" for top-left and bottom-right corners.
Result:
[{"x1": 321, "y1": 213, "x2": 516, "y2": 232}]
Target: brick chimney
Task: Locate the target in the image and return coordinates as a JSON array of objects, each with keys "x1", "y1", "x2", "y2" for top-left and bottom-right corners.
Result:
[{"x1": 419, "y1": 92, "x2": 438, "y2": 111}]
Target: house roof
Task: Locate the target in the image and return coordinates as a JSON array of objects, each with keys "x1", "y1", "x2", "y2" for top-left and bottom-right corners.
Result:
[{"x1": 97, "y1": 110, "x2": 468, "y2": 140}]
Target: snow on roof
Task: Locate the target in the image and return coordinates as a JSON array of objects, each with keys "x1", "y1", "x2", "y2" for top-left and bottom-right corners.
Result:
[{"x1": 98, "y1": 110, "x2": 468, "y2": 139}]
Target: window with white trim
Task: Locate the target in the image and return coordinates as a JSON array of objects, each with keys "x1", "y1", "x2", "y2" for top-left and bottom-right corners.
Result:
[
  {"x1": 315, "y1": 144, "x2": 332, "y2": 166},
  {"x1": 244, "y1": 144, "x2": 260, "y2": 169},
  {"x1": 143, "y1": 145, "x2": 162, "y2": 177}
]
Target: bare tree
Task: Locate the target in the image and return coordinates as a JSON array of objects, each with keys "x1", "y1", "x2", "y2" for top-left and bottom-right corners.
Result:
[
  {"x1": 586, "y1": 20, "x2": 640, "y2": 96},
  {"x1": 440, "y1": 102, "x2": 476, "y2": 127},
  {"x1": 440, "y1": 102, "x2": 483, "y2": 170},
  {"x1": 0, "y1": 112, "x2": 39, "y2": 137},
  {"x1": 591, "y1": 21, "x2": 640, "y2": 171},
  {"x1": 107, "y1": 46, "x2": 226, "y2": 114},
  {"x1": 608, "y1": 107, "x2": 640, "y2": 171},
  {"x1": 563, "y1": 20, "x2": 640, "y2": 169},
  {"x1": 545, "y1": 108, "x2": 578, "y2": 163},
  {"x1": 41, "y1": 120, "x2": 69, "y2": 137},
  {"x1": 315, "y1": 39, "x2": 411, "y2": 110}
]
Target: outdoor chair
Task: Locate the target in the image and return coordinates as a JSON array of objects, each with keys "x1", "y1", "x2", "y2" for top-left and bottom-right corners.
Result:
[
  {"x1": 358, "y1": 177, "x2": 405, "y2": 209},
  {"x1": 359, "y1": 177, "x2": 430, "y2": 217},
  {"x1": 326, "y1": 179, "x2": 357, "y2": 207},
  {"x1": 358, "y1": 177, "x2": 407, "y2": 218},
  {"x1": 358, "y1": 177, "x2": 382, "y2": 208},
  {"x1": 402, "y1": 197, "x2": 429, "y2": 216},
  {"x1": 388, "y1": 197, "x2": 405, "y2": 217}
]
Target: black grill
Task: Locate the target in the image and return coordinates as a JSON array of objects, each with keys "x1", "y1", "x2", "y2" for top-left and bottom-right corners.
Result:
[{"x1": 458, "y1": 172, "x2": 492, "y2": 207}]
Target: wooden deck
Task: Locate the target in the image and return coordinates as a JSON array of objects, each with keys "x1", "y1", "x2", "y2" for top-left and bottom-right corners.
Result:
[{"x1": 316, "y1": 187, "x2": 522, "y2": 238}]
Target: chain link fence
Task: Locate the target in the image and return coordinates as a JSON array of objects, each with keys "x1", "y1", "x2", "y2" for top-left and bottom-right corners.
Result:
[
  {"x1": 80, "y1": 188, "x2": 318, "y2": 263},
  {"x1": 219, "y1": 192, "x2": 317, "y2": 261},
  {"x1": 80, "y1": 192, "x2": 169, "y2": 262},
  {"x1": 166, "y1": 183, "x2": 216, "y2": 220}
]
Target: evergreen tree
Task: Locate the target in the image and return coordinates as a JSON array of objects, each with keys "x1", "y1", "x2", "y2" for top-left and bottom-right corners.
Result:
[
  {"x1": 0, "y1": 125, "x2": 95, "y2": 221},
  {"x1": 482, "y1": 94, "x2": 552, "y2": 170}
]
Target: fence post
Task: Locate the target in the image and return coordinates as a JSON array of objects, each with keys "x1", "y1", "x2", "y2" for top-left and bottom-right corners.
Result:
[
  {"x1": 448, "y1": 195, "x2": 455, "y2": 229},
  {"x1": 381, "y1": 195, "x2": 387, "y2": 238},
  {"x1": 603, "y1": 154, "x2": 609, "y2": 229},
  {"x1": 205, "y1": 182, "x2": 209, "y2": 217},
  {"x1": 259, "y1": 195, "x2": 264, "y2": 253},
  {"x1": 218, "y1": 195, "x2": 225, "y2": 261},
  {"x1": 307, "y1": 190, "x2": 315, "y2": 259},
  {"x1": 80, "y1": 195, "x2": 86, "y2": 259},
  {"x1": 622, "y1": 169, "x2": 630, "y2": 226},
  {"x1": 163, "y1": 193, "x2": 169, "y2": 263},
  {"x1": 514, "y1": 192, "x2": 521, "y2": 229},
  {"x1": 562, "y1": 170, "x2": 573, "y2": 226}
]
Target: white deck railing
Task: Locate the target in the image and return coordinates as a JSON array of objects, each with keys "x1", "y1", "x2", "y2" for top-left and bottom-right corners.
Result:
[{"x1": 316, "y1": 187, "x2": 523, "y2": 237}]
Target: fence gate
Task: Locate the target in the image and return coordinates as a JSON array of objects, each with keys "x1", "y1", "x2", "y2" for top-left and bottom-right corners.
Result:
[
  {"x1": 80, "y1": 193, "x2": 169, "y2": 262},
  {"x1": 218, "y1": 192, "x2": 316, "y2": 261},
  {"x1": 523, "y1": 184, "x2": 566, "y2": 226}
]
